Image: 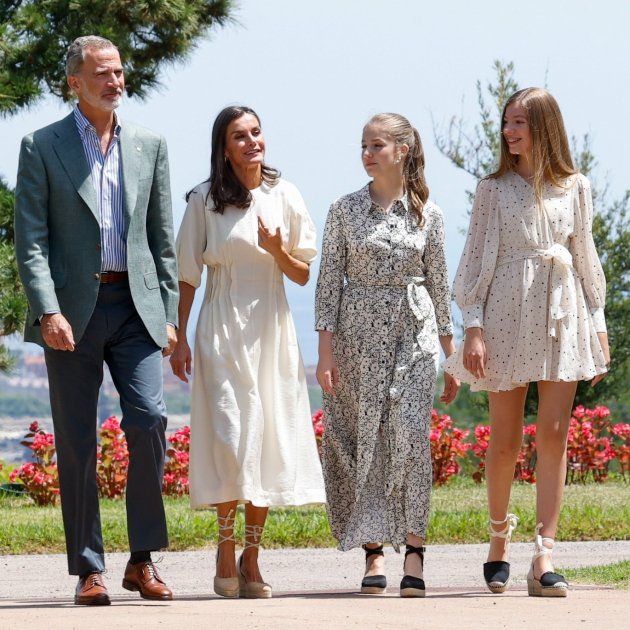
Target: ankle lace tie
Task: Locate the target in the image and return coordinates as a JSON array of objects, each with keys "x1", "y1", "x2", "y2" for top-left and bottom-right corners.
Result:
[
  {"x1": 532, "y1": 522, "x2": 555, "y2": 560},
  {"x1": 488, "y1": 513, "x2": 518, "y2": 540},
  {"x1": 217, "y1": 509, "x2": 236, "y2": 546},
  {"x1": 244, "y1": 524, "x2": 264, "y2": 551}
]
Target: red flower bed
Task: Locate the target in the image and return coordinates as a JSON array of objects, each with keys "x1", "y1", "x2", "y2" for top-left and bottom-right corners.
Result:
[{"x1": 8, "y1": 405, "x2": 628, "y2": 505}]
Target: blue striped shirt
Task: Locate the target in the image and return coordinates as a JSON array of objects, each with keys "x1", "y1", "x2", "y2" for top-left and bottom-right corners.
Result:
[{"x1": 74, "y1": 106, "x2": 127, "y2": 271}]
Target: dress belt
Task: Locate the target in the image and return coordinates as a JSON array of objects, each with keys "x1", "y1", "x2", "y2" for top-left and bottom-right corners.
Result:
[
  {"x1": 497, "y1": 244, "x2": 575, "y2": 338},
  {"x1": 99, "y1": 271, "x2": 128, "y2": 284},
  {"x1": 347, "y1": 276, "x2": 427, "y2": 322}
]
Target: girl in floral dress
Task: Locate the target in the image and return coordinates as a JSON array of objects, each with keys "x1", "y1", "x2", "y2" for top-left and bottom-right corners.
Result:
[{"x1": 315, "y1": 113, "x2": 459, "y2": 597}]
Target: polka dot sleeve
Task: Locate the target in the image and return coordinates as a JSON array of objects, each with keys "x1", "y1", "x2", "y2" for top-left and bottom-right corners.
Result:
[
  {"x1": 452, "y1": 178, "x2": 500, "y2": 329},
  {"x1": 569, "y1": 174, "x2": 607, "y2": 333}
]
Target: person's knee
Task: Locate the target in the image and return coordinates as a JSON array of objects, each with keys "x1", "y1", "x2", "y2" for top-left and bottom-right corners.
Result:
[
  {"x1": 487, "y1": 439, "x2": 522, "y2": 464},
  {"x1": 122, "y1": 400, "x2": 167, "y2": 438},
  {"x1": 536, "y1": 422, "x2": 569, "y2": 457}
]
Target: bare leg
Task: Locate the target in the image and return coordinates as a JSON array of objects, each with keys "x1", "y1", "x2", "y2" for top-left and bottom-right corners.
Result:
[
  {"x1": 532, "y1": 380, "x2": 576, "y2": 577},
  {"x1": 216, "y1": 501, "x2": 238, "y2": 578},
  {"x1": 404, "y1": 533, "x2": 424, "y2": 578},
  {"x1": 486, "y1": 386, "x2": 528, "y2": 562},
  {"x1": 364, "y1": 542, "x2": 385, "y2": 577},
  {"x1": 241, "y1": 503, "x2": 269, "y2": 583}
]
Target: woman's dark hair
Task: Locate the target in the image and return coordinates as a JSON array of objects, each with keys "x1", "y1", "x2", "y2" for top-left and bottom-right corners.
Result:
[{"x1": 186, "y1": 105, "x2": 280, "y2": 212}]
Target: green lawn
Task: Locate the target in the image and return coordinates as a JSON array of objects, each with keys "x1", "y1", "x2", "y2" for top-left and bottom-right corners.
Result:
[
  {"x1": 560, "y1": 561, "x2": 630, "y2": 589},
  {"x1": 1, "y1": 479, "x2": 628, "y2": 554}
]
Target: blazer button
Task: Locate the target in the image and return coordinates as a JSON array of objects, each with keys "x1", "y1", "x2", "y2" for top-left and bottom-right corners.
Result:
[
  {"x1": 96, "y1": 244, "x2": 101, "y2": 250},
  {"x1": 95, "y1": 273, "x2": 100, "y2": 280}
]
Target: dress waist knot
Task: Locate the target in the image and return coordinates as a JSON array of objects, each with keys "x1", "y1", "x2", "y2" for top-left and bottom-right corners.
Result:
[
  {"x1": 497, "y1": 244, "x2": 575, "y2": 338},
  {"x1": 347, "y1": 276, "x2": 427, "y2": 322}
]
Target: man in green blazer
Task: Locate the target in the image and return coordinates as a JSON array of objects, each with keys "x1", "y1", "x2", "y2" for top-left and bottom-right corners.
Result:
[{"x1": 14, "y1": 36, "x2": 179, "y2": 605}]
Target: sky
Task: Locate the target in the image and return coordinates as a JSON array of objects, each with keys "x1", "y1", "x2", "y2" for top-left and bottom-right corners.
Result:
[{"x1": 2, "y1": 0, "x2": 629, "y2": 365}]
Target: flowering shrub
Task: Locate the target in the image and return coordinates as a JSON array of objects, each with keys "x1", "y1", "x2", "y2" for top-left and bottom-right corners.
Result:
[
  {"x1": 611, "y1": 423, "x2": 630, "y2": 480},
  {"x1": 163, "y1": 426, "x2": 190, "y2": 496},
  {"x1": 567, "y1": 405, "x2": 617, "y2": 483},
  {"x1": 515, "y1": 424, "x2": 537, "y2": 484},
  {"x1": 311, "y1": 409, "x2": 324, "y2": 459},
  {"x1": 430, "y1": 410, "x2": 470, "y2": 485},
  {"x1": 8, "y1": 405, "x2": 627, "y2": 506},
  {"x1": 471, "y1": 425, "x2": 490, "y2": 484},
  {"x1": 9, "y1": 421, "x2": 60, "y2": 506},
  {"x1": 96, "y1": 416, "x2": 129, "y2": 499}
]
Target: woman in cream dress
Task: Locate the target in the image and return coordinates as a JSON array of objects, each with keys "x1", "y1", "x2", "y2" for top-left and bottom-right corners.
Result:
[
  {"x1": 170, "y1": 106, "x2": 325, "y2": 599},
  {"x1": 443, "y1": 88, "x2": 610, "y2": 598}
]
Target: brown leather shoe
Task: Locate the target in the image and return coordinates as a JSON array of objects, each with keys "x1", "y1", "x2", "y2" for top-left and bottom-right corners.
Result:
[
  {"x1": 75, "y1": 571, "x2": 111, "y2": 606},
  {"x1": 122, "y1": 561, "x2": 173, "y2": 600}
]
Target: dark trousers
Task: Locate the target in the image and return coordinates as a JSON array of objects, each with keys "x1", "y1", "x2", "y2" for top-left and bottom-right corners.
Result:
[{"x1": 44, "y1": 281, "x2": 168, "y2": 576}]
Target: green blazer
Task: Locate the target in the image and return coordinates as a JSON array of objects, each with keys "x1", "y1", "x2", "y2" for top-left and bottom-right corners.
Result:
[{"x1": 14, "y1": 112, "x2": 179, "y2": 348}]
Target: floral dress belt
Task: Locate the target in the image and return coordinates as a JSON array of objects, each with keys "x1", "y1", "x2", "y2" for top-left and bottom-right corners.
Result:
[
  {"x1": 347, "y1": 276, "x2": 426, "y2": 322},
  {"x1": 497, "y1": 244, "x2": 576, "y2": 338}
]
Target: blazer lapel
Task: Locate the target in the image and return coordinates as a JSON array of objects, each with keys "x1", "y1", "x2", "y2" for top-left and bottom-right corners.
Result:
[
  {"x1": 120, "y1": 124, "x2": 141, "y2": 235},
  {"x1": 52, "y1": 114, "x2": 99, "y2": 223}
]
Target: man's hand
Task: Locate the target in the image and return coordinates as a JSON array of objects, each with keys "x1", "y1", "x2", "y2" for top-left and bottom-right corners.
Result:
[
  {"x1": 41, "y1": 313, "x2": 75, "y2": 351},
  {"x1": 162, "y1": 324, "x2": 178, "y2": 357}
]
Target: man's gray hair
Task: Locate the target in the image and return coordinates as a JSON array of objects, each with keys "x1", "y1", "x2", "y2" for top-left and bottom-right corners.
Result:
[{"x1": 66, "y1": 36, "x2": 118, "y2": 76}]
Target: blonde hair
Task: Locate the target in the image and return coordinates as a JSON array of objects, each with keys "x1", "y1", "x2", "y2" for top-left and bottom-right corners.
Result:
[
  {"x1": 491, "y1": 87, "x2": 576, "y2": 204},
  {"x1": 365, "y1": 113, "x2": 429, "y2": 225}
]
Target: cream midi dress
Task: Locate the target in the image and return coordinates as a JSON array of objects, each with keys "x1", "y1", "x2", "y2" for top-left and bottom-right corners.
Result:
[
  {"x1": 177, "y1": 179, "x2": 326, "y2": 507},
  {"x1": 443, "y1": 172, "x2": 608, "y2": 391}
]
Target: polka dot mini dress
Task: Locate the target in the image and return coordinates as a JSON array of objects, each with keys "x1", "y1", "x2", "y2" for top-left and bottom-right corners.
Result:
[{"x1": 443, "y1": 171, "x2": 608, "y2": 392}]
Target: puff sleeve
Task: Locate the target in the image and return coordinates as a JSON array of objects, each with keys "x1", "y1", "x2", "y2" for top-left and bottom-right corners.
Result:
[
  {"x1": 452, "y1": 178, "x2": 501, "y2": 329},
  {"x1": 176, "y1": 188, "x2": 207, "y2": 288},
  {"x1": 569, "y1": 175, "x2": 607, "y2": 333},
  {"x1": 285, "y1": 184, "x2": 317, "y2": 264}
]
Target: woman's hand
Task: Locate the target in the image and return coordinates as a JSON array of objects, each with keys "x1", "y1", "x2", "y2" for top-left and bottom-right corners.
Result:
[
  {"x1": 317, "y1": 354, "x2": 339, "y2": 396},
  {"x1": 170, "y1": 337, "x2": 192, "y2": 383},
  {"x1": 591, "y1": 332, "x2": 611, "y2": 387},
  {"x1": 463, "y1": 327, "x2": 487, "y2": 379},
  {"x1": 440, "y1": 372, "x2": 460, "y2": 404},
  {"x1": 257, "y1": 215, "x2": 309, "y2": 285},
  {"x1": 257, "y1": 216, "x2": 283, "y2": 256},
  {"x1": 317, "y1": 331, "x2": 339, "y2": 395}
]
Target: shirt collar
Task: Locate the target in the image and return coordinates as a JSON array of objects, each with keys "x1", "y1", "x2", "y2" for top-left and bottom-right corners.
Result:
[
  {"x1": 74, "y1": 105, "x2": 121, "y2": 139},
  {"x1": 361, "y1": 183, "x2": 410, "y2": 215}
]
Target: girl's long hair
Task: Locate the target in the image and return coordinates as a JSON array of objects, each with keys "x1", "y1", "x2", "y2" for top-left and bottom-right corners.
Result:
[
  {"x1": 366, "y1": 113, "x2": 429, "y2": 225},
  {"x1": 490, "y1": 88, "x2": 576, "y2": 204}
]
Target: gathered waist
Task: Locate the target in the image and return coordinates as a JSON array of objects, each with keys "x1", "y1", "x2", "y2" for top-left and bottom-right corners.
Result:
[
  {"x1": 497, "y1": 243, "x2": 575, "y2": 338},
  {"x1": 346, "y1": 276, "x2": 425, "y2": 290},
  {"x1": 497, "y1": 244, "x2": 573, "y2": 269}
]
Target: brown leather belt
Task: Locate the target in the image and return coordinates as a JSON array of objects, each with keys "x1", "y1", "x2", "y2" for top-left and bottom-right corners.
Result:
[{"x1": 99, "y1": 271, "x2": 128, "y2": 284}]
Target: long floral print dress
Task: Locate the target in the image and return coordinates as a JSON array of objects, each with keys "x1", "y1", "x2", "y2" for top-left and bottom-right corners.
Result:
[{"x1": 315, "y1": 184, "x2": 453, "y2": 551}]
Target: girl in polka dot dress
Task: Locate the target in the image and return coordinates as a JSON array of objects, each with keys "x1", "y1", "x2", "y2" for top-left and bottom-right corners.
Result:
[{"x1": 443, "y1": 88, "x2": 610, "y2": 598}]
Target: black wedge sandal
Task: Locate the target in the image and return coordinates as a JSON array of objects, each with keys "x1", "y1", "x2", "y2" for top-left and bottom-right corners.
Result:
[
  {"x1": 360, "y1": 544, "x2": 387, "y2": 594},
  {"x1": 400, "y1": 544, "x2": 426, "y2": 598}
]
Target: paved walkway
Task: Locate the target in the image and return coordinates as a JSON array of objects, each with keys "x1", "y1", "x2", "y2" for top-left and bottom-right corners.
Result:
[{"x1": 1, "y1": 542, "x2": 629, "y2": 628}]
